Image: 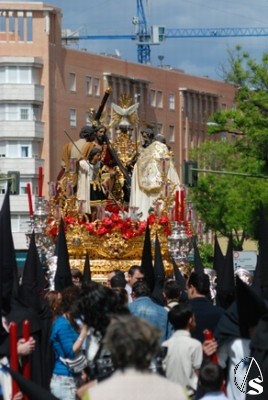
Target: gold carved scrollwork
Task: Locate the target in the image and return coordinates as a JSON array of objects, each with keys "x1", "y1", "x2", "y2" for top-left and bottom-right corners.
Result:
[{"x1": 66, "y1": 226, "x2": 173, "y2": 278}]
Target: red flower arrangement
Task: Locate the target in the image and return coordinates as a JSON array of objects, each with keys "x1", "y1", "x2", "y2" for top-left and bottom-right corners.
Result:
[{"x1": 46, "y1": 204, "x2": 172, "y2": 240}]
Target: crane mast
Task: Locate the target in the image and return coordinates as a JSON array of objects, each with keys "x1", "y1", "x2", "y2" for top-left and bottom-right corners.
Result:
[{"x1": 135, "y1": 0, "x2": 151, "y2": 64}]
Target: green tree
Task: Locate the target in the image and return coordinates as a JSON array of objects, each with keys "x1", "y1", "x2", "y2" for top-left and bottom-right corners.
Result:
[
  {"x1": 189, "y1": 141, "x2": 268, "y2": 249},
  {"x1": 189, "y1": 47, "x2": 268, "y2": 248}
]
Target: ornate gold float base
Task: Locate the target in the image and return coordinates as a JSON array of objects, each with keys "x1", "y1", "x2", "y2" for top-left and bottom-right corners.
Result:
[
  {"x1": 66, "y1": 227, "x2": 174, "y2": 282},
  {"x1": 69, "y1": 258, "x2": 174, "y2": 283}
]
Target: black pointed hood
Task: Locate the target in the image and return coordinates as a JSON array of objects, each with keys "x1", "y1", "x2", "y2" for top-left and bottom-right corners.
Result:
[
  {"x1": 82, "y1": 252, "x2": 91, "y2": 285},
  {"x1": 171, "y1": 257, "x2": 188, "y2": 302},
  {"x1": 54, "y1": 218, "x2": 73, "y2": 291},
  {"x1": 216, "y1": 236, "x2": 235, "y2": 309},
  {"x1": 236, "y1": 275, "x2": 268, "y2": 338},
  {"x1": 19, "y1": 231, "x2": 47, "y2": 311},
  {"x1": 151, "y1": 233, "x2": 165, "y2": 305},
  {"x1": 193, "y1": 236, "x2": 204, "y2": 273},
  {"x1": 140, "y1": 223, "x2": 154, "y2": 291},
  {"x1": 0, "y1": 184, "x2": 19, "y2": 314},
  {"x1": 255, "y1": 201, "x2": 268, "y2": 299},
  {"x1": 3, "y1": 366, "x2": 59, "y2": 400},
  {"x1": 213, "y1": 234, "x2": 225, "y2": 286}
]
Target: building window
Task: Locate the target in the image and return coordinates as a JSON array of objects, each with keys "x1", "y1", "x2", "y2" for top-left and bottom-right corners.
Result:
[
  {"x1": 21, "y1": 146, "x2": 29, "y2": 157},
  {"x1": 157, "y1": 123, "x2": 163, "y2": 133},
  {"x1": 221, "y1": 132, "x2": 227, "y2": 142},
  {"x1": 9, "y1": 13, "x2": 15, "y2": 34},
  {"x1": 26, "y1": 12, "x2": 33, "y2": 42},
  {"x1": 169, "y1": 93, "x2": 175, "y2": 110},
  {"x1": 20, "y1": 215, "x2": 30, "y2": 231},
  {"x1": 11, "y1": 216, "x2": 19, "y2": 232},
  {"x1": 20, "y1": 185, "x2": 27, "y2": 195},
  {"x1": 0, "y1": 66, "x2": 31, "y2": 84},
  {"x1": 93, "y1": 78, "x2": 100, "y2": 96},
  {"x1": 86, "y1": 112, "x2": 92, "y2": 125},
  {"x1": 18, "y1": 12, "x2": 24, "y2": 41},
  {"x1": 86, "y1": 76, "x2": 92, "y2": 95},
  {"x1": 169, "y1": 125, "x2": 175, "y2": 143},
  {"x1": 150, "y1": 90, "x2": 156, "y2": 107},
  {"x1": 69, "y1": 109, "x2": 76, "y2": 128},
  {"x1": 20, "y1": 108, "x2": 29, "y2": 120},
  {"x1": 0, "y1": 104, "x2": 35, "y2": 120},
  {"x1": 33, "y1": 105, "x2": 40, "y2": 121},
  {"x1": 69, "y1": 73, "x2": 76, "y2": 92},
  {"x1": 156, "y1": 91, "x2": 163, "y2": 108}
]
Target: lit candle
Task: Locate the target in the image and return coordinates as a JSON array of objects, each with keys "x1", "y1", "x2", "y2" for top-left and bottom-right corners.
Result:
[
  {"x1": 169, "y1": 205, "x2": 175, "y2": 222},
  {"x1": 22, "y1": 320, "x2": 30, "y2": 383},
  {"x1": 9, "y1": 322, "x2": 19, "y2": 397},
  {"x1": 78, "y1": 200, "x2": 86, "y2": 214},
  {"x1": 38, "y1": 167, "x2": 43, "y2": 197},
  {"x1": 164, "y1": 182, "x2": 169, "y2": 197},
  {"x1": 54, "y1": 205, "x2": 61, "y2": 220},
  {"x1": 48, "y1": 181, "x2": 56, "y2": 197},
  {"x1": 188, "y1": 208, "x2": 192, "y2": 221},
  {"x1": 180, "y1": 187, "x2": 185, "y2": 222},
  {"x1": 174, "y1": 190, "x2": 179, "y2": 221},
  {"x1": 26, "y1": 183, "x2": 34, "y2": 216},
  {"x1": 154, "y1": 201, "x2": 161, "y2": 218},
  {"x1": 161, "y1": 158, "x2": 166, "y2": 174},
  {"x1": 66, "y1": 181, "x2": 73, "y2": 197}
]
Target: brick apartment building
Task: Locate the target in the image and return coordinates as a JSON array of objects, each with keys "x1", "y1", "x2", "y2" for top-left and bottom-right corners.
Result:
[{"x1": 0, "y1": 2, "x2": 236, "y2": 249}]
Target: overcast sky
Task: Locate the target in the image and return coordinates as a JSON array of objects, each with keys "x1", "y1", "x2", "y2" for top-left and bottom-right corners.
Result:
[{"x1": 26, "y1": 0, "x2": 268, "y2": 80}]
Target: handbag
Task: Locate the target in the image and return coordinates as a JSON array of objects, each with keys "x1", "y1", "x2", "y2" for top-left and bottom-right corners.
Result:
[{"x1": 60, "y1": 352, "x2": 88, "y2": 374}]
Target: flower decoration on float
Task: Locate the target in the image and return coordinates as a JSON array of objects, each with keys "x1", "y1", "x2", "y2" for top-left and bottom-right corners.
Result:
[{"x1": 46, "y1": 204, "x2": 174, "y2": 240}]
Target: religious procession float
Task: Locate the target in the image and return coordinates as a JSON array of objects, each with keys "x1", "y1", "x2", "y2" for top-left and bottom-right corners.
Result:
[{"x1": 26, "y1": 89, "x2": 193, "y2": 282}]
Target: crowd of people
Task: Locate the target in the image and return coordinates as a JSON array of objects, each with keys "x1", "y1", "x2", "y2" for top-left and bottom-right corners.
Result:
[{"x1": 1, "y1": 255, "x2": 268, "y2": 400}]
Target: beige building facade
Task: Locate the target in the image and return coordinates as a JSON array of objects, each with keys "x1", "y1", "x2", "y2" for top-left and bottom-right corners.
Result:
[{"x1": 0, "y1": 2, "x2": 236, "y2": 249}]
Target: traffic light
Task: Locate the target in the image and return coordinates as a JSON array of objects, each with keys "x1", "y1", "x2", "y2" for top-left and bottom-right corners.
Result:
[
  {"x1": 7, "y1": 171, "x2": 20, "y2": 194},
  {"x1": 183, "y1": 160, "x2": 198, "y2": 187}
]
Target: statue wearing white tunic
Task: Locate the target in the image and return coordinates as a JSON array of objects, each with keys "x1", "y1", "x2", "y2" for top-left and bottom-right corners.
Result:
[{"x1": 129, "y1": 141, "x2": 180, "y2": 219}]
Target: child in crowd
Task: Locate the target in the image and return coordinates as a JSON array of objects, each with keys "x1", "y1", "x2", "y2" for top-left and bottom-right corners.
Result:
[
  {"x1": 162, "y1": 303, "x2": 203, "y2": 398},
  {"x1": 198, "y1": 362, "x2": 229, "y2": 400}
]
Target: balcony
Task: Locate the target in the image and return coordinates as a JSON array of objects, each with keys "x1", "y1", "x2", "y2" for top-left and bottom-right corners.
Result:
[
  {"x1": 0, "y1": 120, "x2": 44, "y2": 139},
  {"x1": 0, "y1": 84, "x2": 44, "y2": 102},
  {"x1": 0, "y1": 158, "x2": 43, "y2": 175}
]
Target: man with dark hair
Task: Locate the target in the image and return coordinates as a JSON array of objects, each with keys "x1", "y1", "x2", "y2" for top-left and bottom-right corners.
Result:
[
  {"x1": 125, "y1": 265, "x2": 144, "y2": 303},
  {"x1": 58, "y1": 125, "x2": 96, "y2": 184},
  {"x1": 87, "y1": 315, "x2": 187, "y2": 400},
  {"x1": 94, "y1": 125, "x2": 107, "y2": 146},
  {"x1": 70, "y1": 268, "x2": 83, "y2": 288},
  {"x1": 106, "y1": 269, "x2": 125, "y2": 288},
  {"x1": 128, "y1": 281, "x2": 169, "y2": 343},
  {"x1": 92, "y1": 124, "x2": 119, "y2": 201},
  {"x1": 110, "y1": 273, "x2": 127, "y2": 289},
  {"x1": 162, "y1": 303, "x2": 203, "y2": 396},
  {"x1": 61, "y1": 126, "x2": 96, "y2": 173},
  {"x1": 187, "y1": 272, "x2": 224, "y2": 343},
  {"x1": 199, "y1": 363, "x2": 227, "y2": 400},
  {"x1": 163, "y1": 279, "x2": 181, "y2": 311},
  {"x1": 140, "y1": 127, "x2": 155, "y2": 148}
]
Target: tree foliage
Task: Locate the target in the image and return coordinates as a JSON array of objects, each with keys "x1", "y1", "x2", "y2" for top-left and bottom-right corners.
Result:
[{"x1": 189, "y1": 46, "x2": 268, "y2": 248}]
